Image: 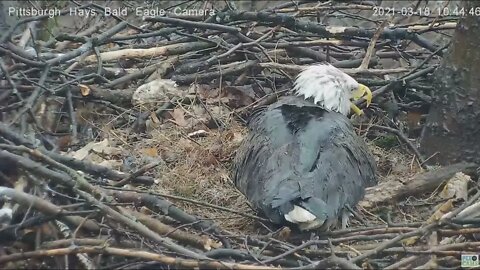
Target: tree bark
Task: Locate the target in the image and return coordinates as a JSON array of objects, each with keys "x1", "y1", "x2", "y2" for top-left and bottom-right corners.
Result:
[{"x1": 420, "y1": 1, "x2": 480, "y2": 165}]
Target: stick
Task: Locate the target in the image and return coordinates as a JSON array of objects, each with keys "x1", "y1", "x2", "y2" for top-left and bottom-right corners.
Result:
[
  {"x1": 258, "y1": 62, "x2": 409, "y2": 75},
  {"x1": 357, "y1": 20, "x2": 389, "y2": 70},
  {"x1": 369, "y1": 124, "x2": 426, "y2": 166},
  {"x1": 81, "y1": 41, "x2": 212, "y2": 64},
  {"x1": 0, "y1": 187, "x2": 100, "y2": 232},
  {"x1": 0, "y1": 246, "x2": 279, "y2": 269}
]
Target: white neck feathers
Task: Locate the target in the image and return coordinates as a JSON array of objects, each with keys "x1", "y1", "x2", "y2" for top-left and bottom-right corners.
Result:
[{"x1": 292, "y1": 64, "x2": 358, "y2": 116}]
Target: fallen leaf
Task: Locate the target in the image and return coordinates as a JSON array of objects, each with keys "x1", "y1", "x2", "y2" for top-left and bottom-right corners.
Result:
[
  {"x1": 427, "y1": 199, "x2": 454, "y2": 223},
  {"x1": 70, "y1": 139, "x2": 120, "y2": 160},
  {"x1": 220, "y1": 86, "x2": 255, "y2": 108},
  {"x1": 139, "y1": 148, "x2": 158, "y2": 157},
  {"x1": 91, "y1": 139, "x2": 121, "y2": 156},
  {"x1": 402, "y1": 236, "x2": 419, "y2": 246},
  {"x1": 169, "y1": 108, "x2": 188, "y2": 127},
  {"x1": 70, "y1": 141, "x2": 98, "y2": 160},
  {"x1": 439, "y1": 172, "x2": 470, "y2": 201}
]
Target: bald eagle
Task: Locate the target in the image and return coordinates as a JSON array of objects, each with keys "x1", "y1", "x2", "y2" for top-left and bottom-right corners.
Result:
[{"x1": 233, "y1": 64, "x2": 378, "y2": 231}]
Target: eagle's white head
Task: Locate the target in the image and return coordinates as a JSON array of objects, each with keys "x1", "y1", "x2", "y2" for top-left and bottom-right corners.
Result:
[{"x1": 293, "y1": 64, "x2": 372, "y2": 116}]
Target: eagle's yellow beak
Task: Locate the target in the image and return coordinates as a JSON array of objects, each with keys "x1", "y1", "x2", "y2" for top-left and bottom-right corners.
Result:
[{"x1": 350, "y1": 84, "x2": 372, "y2": 116}]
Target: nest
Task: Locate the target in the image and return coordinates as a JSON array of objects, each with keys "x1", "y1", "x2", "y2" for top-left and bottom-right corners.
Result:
[{"x1": 0, "y1": 1, "x2": 479, "y2": 269}]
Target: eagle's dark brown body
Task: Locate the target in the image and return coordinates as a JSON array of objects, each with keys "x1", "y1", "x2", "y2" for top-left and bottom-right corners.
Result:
[{"x1": 233, "y1": 96, "x2": 377, "y2": 230}]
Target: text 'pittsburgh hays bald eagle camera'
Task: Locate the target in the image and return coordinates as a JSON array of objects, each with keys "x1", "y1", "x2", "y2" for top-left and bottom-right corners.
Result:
[{"x1": 233, "y1": 64, "x2": 378, "y2": 231}]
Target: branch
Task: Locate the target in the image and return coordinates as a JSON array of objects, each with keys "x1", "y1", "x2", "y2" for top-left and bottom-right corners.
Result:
[
  {"x1": 369, "y1": 124, "x2": 426, "y2": 166},
  {"x1": 358, "y1": 20, "x2": 389, "y2": 70},
  {"x1": 258, "y1": 62, "x2": 410, "y2": 75},
  {"x1": 145, "y1": 16, "x2": 240, "y2": 33},
  {"x1": 0, "y1": 187, "x2": 100, "y2": 232},
  {"x1": 0, "y1": 246, "x2": 279, "y2": 269}
]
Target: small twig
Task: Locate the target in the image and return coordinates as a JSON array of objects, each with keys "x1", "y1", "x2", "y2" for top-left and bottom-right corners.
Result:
[
  {"x1": 402, "y1": 42, "x2": 450, "y2": 78},
  {"x1": 357, "y1": 20, "x2": 389, "y2": 70},
  {"x1": 205, "y1": 26, "x2": 278, "y2": 65},
  {"x1": 0, "y1": 246, "x2": 279, "y2": 270},
  {"x1": 145, "y1": 16, "x2": 240, "y2": 33},
  {"x1": 353, "y1": 65, "x2": 437, "y2": 111},
  {"x1": 369, "y1": 124, "x2": 426, "y2": 167},
  {"x1": 47, "y1": 21, "x2": 128, "y2": 66},
  {"x1": 172, "y1": 60, "x2": 258, "y2": 84},
  {"x1": 300, "y1": 256, "x2": 362, "y2": 270},
  {"x1": 259, "y1": 62, "x2": 409, "y2": 75},
  {"x1": 350, "y1": 223, "x2": 438, "y2": 264},
  {"x1": 0, "y1": 187, "x2": 100, "y2": 232},
  {"x1": 261, "y1": 240, "x2": 327, "y2": 264},
  {"x1": 113, "y1": 161, "x2": 162, "y2": 187},
  {"x1": 0, "y1": 144, "x2": 206, "y2": 259},
  {"x1": 103, "y1": 186, "x2": 268, "y2": 223},
  {"x1": 9, "y1": 64, "x2": 50, "y2": 125}
]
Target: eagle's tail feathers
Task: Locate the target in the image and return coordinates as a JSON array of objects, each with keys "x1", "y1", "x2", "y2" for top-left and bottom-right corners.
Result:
[{"x1": 284, "y1": 205, "x2": 316, "y2": 223}]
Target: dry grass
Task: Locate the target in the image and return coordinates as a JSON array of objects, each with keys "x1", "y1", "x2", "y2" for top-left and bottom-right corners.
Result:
[
  {"x1": 96, "y1": 101, "x2": 258, "y2": 233},
  {"x1": 84, "y1": 99, "x2": 437, "y2": 235}
]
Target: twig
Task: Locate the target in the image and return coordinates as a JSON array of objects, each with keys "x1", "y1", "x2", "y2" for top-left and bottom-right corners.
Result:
[
  {"x1": 0, "y1": 123, "x2": 154, "y2": 184},
  {"x1": 369, "y1": 124, "x2": 426, "y2": 167},
  {"x1": 9, "y1": 64, "x2": 50, "y2": 125},
  {"x1": 358, "y1": 20, "x2": 389, "y2": 70},
  {"x1": 383, "y1": 238, "x2": 474, "y2": 269},
  {"x1": 113, "y1": 161, "x2": 162, "y2": 187},
  {"x1": 350, "y1": 223, "x2": 438, "y2": 264},
  {"x1": 0, "y1": 246, "x2": 279, "y2": 270},
  {"x1": 0, "y1": 187, "x2": 100, "y2": 232},
  {"x1": 144, "y1": 16, "x2": 240, "y2": 33},
  {"x1": 353, "y1": 65, "x2": 438, "y2": 110},
  {"x1": 172, "y1": 60, "x2": 258, "y2": 84},
  {"x1": 215, "y1": 10, "x2": 447, "y2": 52},
  {"x1": 0, "y1": 144, "x2": 206, "y2": 259},
  {"x1": 47, "y1": 21, "x2": 128, "y2": 66},
  {"x1": 261, "y1": 240, "x2": 327, "y2": 264},
  {"x1": 81, "y1": 41, "x2": 211, "y2": 65},
  {"x1": 122, "y1": 207, "x2": 221, "y2": 251},
  {"x1": 259, "y1": 62, "x2": 410, "y2": 75},
  {"x1": 276, "y1": 4, "x2": 375, "y2": 13},
  {"x1": 103, "y1": 188, "x2": 232, "y2": 248}
]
